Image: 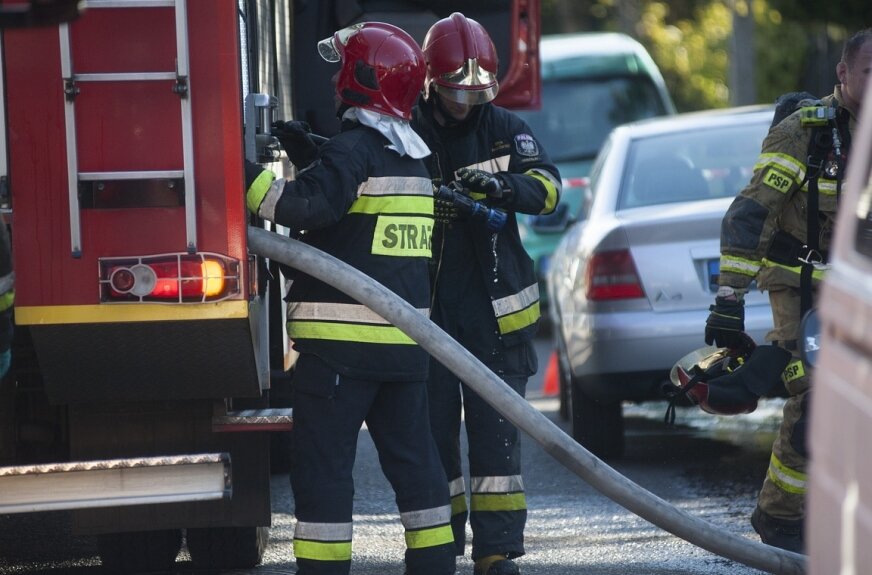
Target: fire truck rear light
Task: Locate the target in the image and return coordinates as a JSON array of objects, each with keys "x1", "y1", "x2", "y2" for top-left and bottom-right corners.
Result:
[{"x1": 99, "y1": 253, "x2": 240, "y2": 303}]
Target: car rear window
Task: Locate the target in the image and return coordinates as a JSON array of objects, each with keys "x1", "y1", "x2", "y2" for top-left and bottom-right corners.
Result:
[{"x1": 618, "y1": 120, "x2": 769, "y2": 210}]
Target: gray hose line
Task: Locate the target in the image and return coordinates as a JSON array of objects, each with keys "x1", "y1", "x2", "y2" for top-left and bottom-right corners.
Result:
[{"x1": 248, "y1": 226, "x2": 805, "y2": 575}]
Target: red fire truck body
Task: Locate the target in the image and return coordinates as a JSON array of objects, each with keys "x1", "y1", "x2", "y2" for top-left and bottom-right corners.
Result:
[{"x1": 0, "y1": 0, "x2": 539, "y2": 570}]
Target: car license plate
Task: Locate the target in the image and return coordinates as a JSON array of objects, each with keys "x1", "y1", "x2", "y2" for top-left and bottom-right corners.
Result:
[{"x1": 707, "y1": 259, "x2": 720, "y2": 292}]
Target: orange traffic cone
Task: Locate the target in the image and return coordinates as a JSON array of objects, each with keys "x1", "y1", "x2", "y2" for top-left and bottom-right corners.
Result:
[{"x1": 542, "y1": 350, "x2": 559, "y2": 397}]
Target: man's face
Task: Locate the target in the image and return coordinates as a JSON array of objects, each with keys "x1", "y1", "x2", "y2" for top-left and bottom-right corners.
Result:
[
  {"x1": 838, "y1": 38, "x2": 872, "y2": 111},
  {"x1": 438, "y1": 97, "x2": 473, "y2": 122}
]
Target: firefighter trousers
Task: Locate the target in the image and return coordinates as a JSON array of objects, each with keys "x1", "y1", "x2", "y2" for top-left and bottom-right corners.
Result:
[
  {"x1": 289, "y1": 354, "x2": 456, "y2": 575},
  {"x1": 758, "y1": 287, "x2": 811, "y2": 521}
]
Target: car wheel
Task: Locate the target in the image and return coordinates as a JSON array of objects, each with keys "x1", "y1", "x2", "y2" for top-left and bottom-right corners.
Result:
[
  {"x1": 97, "y1": 529, "x2": 182, "y2": 573},
  {"x1": 570, "y1": 381, "x2": 625, "y2": 459},
  {"x1": 186, "y1": 525, "x2": 269, "y2": 569}
]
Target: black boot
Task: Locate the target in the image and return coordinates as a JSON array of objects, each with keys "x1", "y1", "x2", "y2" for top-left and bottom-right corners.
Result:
[{"x1": 751, "y1": 506, "x2": 805, "y2": 554}]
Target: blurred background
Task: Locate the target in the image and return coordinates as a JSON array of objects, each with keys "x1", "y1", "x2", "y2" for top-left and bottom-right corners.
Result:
[{"x1": 540, "y1": 0, "x2": 865, "y2": 111}]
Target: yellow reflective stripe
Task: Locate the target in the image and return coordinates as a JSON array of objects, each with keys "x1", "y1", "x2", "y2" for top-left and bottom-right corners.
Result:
[
  {"x1": 451, "y1": 492, "x2": 468, "y2": 515},
  {"x1": 0, "y1": 289, "x2": 14, "y2": 313},
  {"x1": 15, "y1": 301, "x2": 249, "y2": 325},
  {"x1": 348, "y1": 195, "x2": 434, "y2": 216},
  {"x1": 781, "y1": 360, "x2": 805, "y2": 385},
  {"x1": 761, "y1": 258, "x2": 828, "y2": 280},
  {"x1": 496, "y1": 301, "x2": 539, "y2": 334},
  {"x1": 720, "y1": 254, "x2": 760, "y2": 278},
  {"x1": 293, "y1": 539, "x2": 353, "y2": 561},
  {"x1": 371, "y1": 216, "x2": 433, "y2": 257},
  {"x1": 246, "y1": 169, "x2": 276, "y2": 214},
  {"x1": 756, "y1": 153, "x2": 805, "y2": 184},
  {"x1": 405, "y1": 524, "x2": 454, "y2": 549},
  {"x1": 762, "y1": 167, "x2": 794, "y2": 193},
  {"x1": 470, "y1": 492, "x2": 527, "y2": 512},
  {"x1": 767, "y1": 453, "x2": 807, "y2": 495},
  {"x1": 288, "y1": 320, "x2": 416, "y2": 344},
  {"x1": 526, "y1": 168, "x2": 560, "y2": 214}
]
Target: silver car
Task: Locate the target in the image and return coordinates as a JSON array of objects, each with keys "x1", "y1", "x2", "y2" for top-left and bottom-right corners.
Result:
[{"x1": 546, "y1": 106, "x2": 776, "y2": 458}]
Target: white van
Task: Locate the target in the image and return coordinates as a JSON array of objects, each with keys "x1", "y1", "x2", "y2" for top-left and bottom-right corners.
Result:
[{"x1": 806, "y1": 77, "x2": 872, "y2": 572}]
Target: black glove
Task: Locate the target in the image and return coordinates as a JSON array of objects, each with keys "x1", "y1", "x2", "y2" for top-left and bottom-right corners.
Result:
[
  {"x1": 704, "y1": 296, "x2": 745, "y2": 349},
  {"x1": 456, "y1": 167, "x2": 510, "y2": 199},
  {"x1": 245, "y1": 159, "x2": 265, "y2": 191},
  {"x1": 271, "y1": 120, "x2": 319, "y2": 169},
  {"x1": 705, "y1": 344, "x2": 793, "y2": 411}
]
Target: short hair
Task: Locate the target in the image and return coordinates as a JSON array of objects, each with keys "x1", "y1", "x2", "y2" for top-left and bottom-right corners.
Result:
[{"x1": 842, "y1": 28, "x2": 872, "y2": 67}]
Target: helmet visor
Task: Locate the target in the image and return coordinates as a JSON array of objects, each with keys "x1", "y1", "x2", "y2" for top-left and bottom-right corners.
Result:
[
  {"x1": 433, "y1": 83, "x2": 498, "y2": 106},
  {"x1": 432, "y1": 58, "x2": 498, "y2": 104},
  {"x1": 317, "y1": 23, "x2": 365, "y2": 63}
]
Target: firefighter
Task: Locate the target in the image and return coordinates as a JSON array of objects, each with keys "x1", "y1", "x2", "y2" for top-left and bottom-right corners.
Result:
[
  {"x1": 0, "y1": 213, "x2": 13, "y2": 379},
  {"x1": 410, "y1": 13, "x2": 561, "y2": 575},
  {"x1": 244, "y1": 22, "x2": 455, "y2": 575},
  {"x1": 705, "y1": 28, "x2": 872, "y2": 553}
]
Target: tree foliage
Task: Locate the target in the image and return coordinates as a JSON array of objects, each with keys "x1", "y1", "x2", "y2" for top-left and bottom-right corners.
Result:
[{"x1": 541, "y1": 0, "x2": 850, "y2": 112}]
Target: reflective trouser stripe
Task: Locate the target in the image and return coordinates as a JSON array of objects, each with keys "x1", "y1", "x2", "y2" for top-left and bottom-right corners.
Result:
[
  {"x1": 401, "y1": 505, "x2": 453, "y2": 549},
  {"x1": 767, "y1": 453, "x2": 807, "y2": 495},
  {"x1": 288, "y1": 320, "x2": 416, "y2": 344},
  {"x1": 448, "y1": 476, "x2": 467, "y2": 515},
  {"x1": 293, "y1": 521, "x2": 353, "y2": 561},
  {"x1": 470, "y1": 475, "x2": 527, "y2": 512},
  {"x1": 470, "y1": 492, "x2": 527, "y2": 512},
  {"x1": 404, "y1": 524, "x2": 455, "y2": 549},
  {"x1": 293, "y1": 539, "x2": 353, "y2": 561}
]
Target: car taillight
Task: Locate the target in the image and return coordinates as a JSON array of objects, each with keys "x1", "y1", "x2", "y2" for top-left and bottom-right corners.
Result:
[
  {"x1": 99, "y1": 253, "x2": 241, "y2": 303},
  {"x1": 585, "y1": 249, "x2": 645, "y2": 301}
]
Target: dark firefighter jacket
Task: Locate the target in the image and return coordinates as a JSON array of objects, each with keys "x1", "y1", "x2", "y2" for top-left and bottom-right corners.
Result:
[
  {"x1": 719, "y1": 86, "x2": 857, "y2": 293},
  {"x1": 411, "y1": 98, "x2": 562, "y2": 348},
  {"x1": 246, "y1": 122, "x2": 433, "y2": 381}
]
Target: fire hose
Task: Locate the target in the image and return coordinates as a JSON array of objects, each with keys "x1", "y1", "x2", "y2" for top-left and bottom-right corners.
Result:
[{"x1": 248, "y1": 226, "x2": 806, "y2": 575}]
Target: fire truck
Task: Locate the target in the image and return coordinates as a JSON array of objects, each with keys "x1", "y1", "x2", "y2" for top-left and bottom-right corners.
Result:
[{"x1": 0, "y1": 0, "x2": 539, "y2": 571}]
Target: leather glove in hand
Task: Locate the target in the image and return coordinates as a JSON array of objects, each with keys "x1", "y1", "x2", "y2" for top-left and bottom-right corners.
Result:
[
  {"x1": 456, "y1": 167, "x2": 510, "y2": 199},
  {"x1": 271, "y1": 120, "x2": 319, "y2": 169},
  {"x1": 705, "y1": 296, "x2": 746, "y2": 349}
]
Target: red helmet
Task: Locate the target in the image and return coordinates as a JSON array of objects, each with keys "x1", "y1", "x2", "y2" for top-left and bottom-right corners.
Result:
[
  {"x1": 318, "y1": 22, "x2": 426, "y2": 120},
  {"x1": 422, "y1": 12, "x2": 499, "y2": 105}
]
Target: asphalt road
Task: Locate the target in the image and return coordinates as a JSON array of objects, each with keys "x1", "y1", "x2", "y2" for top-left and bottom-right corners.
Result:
[{"x1": 0, "y1": 335, "x2": 784, "y2": 575}]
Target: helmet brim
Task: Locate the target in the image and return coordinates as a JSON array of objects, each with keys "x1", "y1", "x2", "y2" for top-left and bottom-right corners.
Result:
[{"x1": 432, "y1": 83, "x2": 498, "y2": 105}]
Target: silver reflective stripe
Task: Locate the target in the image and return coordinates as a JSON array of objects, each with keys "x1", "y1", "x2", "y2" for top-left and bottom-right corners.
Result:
[
  {"x1": 358, "y1": 176, "x2": 432, "y2": 197},
  {"x1": 459, "y1": 155, "x2": 511, "y2": 176},
  {"x1": 400, "y1": 504, "x2": 452, "y2": 530},
  {"x1": 258, "y1": 178, "x2": 286, "y2": 222},
  {"x1": 449, "y1": 476, "x2": 466, "y2": 497},
  {"x1": 0, "y1": 273, "x2": 13, "y2": 296},
  {"x1": 294, "y1": 521, "x2": 353, "y2": 541},
  {"x1": 288, "y1": 302, "x2": 428, "y2": 323},
  {"x1": 471, "y1": 475, "x2": 525, "y2": 493},
  {"x1": 491, "y1": 283, "x2": 539, "y2": 319}
]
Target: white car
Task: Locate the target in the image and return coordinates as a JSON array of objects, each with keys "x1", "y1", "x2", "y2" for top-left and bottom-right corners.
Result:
[{"x1": 547, "y1": 106, "x2": 776, "y2": 458}]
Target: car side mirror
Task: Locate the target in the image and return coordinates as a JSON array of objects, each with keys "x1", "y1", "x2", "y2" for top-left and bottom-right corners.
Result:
[
  {"x1": 799, "y1": 308, "x2": 821, "y2": 368},
  {"x1": 529, "y1": 203, "x2": 573, "y2": 234}
]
